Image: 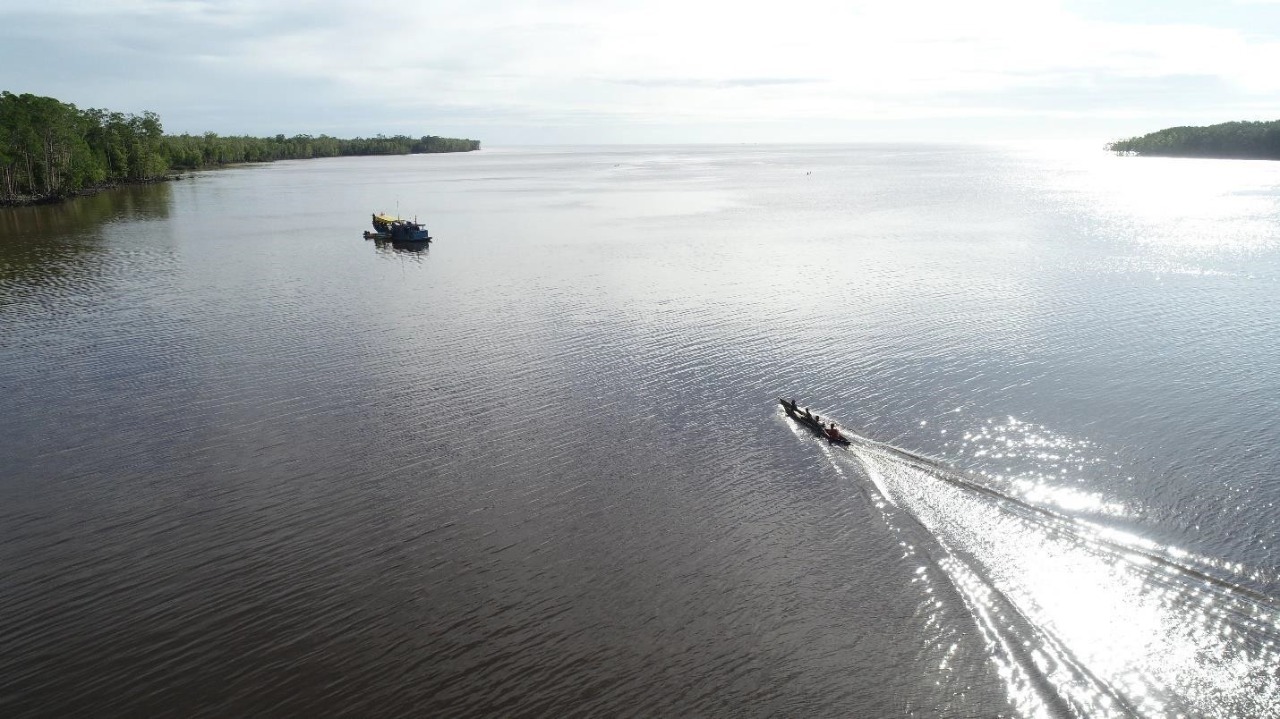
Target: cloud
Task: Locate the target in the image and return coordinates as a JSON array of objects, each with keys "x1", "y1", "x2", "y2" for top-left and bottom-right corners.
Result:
[
  {"x1": 2, "y1": 0, "x2": 1280, "y2": 141},
  {"x1": 605, "y1": 77, "x2": 823, "y2": 89}
]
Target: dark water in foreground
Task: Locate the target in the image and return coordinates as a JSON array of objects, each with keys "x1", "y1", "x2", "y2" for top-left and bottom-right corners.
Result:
[{"x1": 3, "y1": 145, "x2": 1280, "y2": 717}]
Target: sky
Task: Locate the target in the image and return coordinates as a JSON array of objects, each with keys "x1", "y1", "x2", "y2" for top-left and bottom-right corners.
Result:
[{"x1": 3, "y1": 0, "x2": 1280, "y2": 145}]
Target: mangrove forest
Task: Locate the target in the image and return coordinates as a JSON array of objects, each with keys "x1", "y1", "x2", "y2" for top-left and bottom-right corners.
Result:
[
  {"x1": 0, "y1": 91, "x2": 481, "y2": 204},
  {"x1": 1107, "y1": 119, "x2": 1280, "y2": 160}
]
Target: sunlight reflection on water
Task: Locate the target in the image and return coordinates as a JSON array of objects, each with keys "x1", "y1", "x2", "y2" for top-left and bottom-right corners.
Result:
[
  {"x1": 841, "y1": 427, "x2": 1280, "y2": 718},
  {"x1": 1021, "y1": 145, "x2": 1280, "y2": 260}
]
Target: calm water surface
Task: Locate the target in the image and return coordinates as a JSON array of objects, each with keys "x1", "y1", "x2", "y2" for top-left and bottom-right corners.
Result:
[{"x1": 3, "y1": 145, "x2": 1280, "y2": 717}]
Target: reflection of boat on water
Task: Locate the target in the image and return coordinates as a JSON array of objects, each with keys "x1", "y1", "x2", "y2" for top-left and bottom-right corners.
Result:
[
  {"x1": 371, "y1": 237, "x2": 431, "y2": 255},
  {"x1": 363, "y1": 212, "x2": 430, "y2": 242}
]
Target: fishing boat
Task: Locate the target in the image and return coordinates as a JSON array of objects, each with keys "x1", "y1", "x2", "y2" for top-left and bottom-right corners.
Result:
[
  {"x1": 364, "y1": 213, "x2": 431, "y2": 242},
  {"x1": 778, "y1": 398, "x2": 850, "y2": 445}
]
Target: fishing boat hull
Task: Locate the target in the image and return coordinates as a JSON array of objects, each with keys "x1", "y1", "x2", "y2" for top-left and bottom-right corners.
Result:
[{"x1": 364, "y1": 229, "x2": 431, "y2": 242}]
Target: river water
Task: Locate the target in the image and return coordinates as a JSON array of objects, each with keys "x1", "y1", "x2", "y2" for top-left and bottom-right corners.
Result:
[{"x1": 2, "y1": 145, "x2": 1279, "y2": 717}]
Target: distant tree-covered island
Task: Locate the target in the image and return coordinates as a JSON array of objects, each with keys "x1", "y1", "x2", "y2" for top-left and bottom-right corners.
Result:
[
  {"x1": 1107, "y1": 119, "x2": 1280, "y2": 160},
  {"x1": 0, "y1": 91, "x2": 480, "y2": 205}
]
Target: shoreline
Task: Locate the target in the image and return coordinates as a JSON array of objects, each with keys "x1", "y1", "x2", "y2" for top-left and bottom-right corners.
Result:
[
  {"x1": 1, "y1": 148, "x2": 482, "y2": 209},
  {"x1": 0, "y1": 174, "x2": 188, "y2": 208}
]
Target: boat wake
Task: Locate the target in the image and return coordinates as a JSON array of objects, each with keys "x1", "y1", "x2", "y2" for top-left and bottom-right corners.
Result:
[{"x1": 791, "y1": 412, "x2": 1280, "y2": 717}]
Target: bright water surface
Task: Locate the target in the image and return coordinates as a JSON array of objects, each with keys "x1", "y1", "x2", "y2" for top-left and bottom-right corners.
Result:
[{"x1": 2, "y1": 145, "x2": 1280, "y2": 717}]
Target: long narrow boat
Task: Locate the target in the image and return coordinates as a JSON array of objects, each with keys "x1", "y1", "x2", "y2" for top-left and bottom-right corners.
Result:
[{"x1": 778, "y1": 398, "x2": 850, "y2": 445}]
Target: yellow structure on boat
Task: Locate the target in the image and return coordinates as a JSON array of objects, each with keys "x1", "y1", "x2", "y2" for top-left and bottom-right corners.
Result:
[{"x1": 366, "y1": 212, "x2": 431, "y2": 242}]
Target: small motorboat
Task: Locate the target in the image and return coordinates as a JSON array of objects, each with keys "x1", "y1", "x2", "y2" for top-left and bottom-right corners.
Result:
[{"x1": 778, "y1": 398, "x2": 850, "y2": 445}]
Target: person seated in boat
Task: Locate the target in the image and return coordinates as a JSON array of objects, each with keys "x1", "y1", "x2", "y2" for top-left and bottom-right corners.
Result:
[
  {"x1": 825, "y1": 422, "x2": 844, "y2": 441},
  {"x1": 783, "y1": 398, "x2": 798, "y2": 414}
]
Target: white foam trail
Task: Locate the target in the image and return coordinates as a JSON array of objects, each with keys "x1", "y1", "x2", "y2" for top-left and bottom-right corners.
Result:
[{"x1": 786, "y1": 411, "x2": 1280, "y2": 717}]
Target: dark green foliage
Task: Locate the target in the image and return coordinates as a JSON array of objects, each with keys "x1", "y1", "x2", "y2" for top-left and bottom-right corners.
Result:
[
  {"x1": 0, "y1": 91, "x2": 480, "y2": 203},
  {"x1": 1107, "y1": 120, "x2": 1280, "y2": 160},
  {"x1": 0, "y1": 93, "x2": 174, "y2": 201},
  {"x1": 158, "y1": 132, "x2": 480, "y2": 170}
]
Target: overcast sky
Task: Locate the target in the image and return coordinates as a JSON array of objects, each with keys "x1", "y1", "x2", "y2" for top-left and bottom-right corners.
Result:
[{"x1": 3, "y1": 0, "x2": 1280, "y2": 145}]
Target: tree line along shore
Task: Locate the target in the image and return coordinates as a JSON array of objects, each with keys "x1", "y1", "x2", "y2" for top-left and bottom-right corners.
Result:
[
  {"x1": 1107, "y1": 119, "x2": 1280, "y2": 160},
  {"x1": 0, "y1": 91, "x2": 480, "y2": 206}
]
